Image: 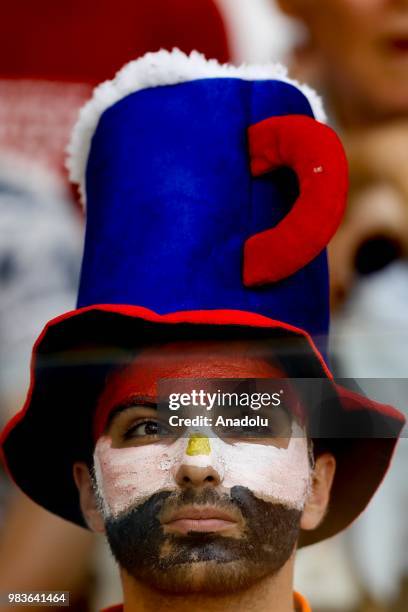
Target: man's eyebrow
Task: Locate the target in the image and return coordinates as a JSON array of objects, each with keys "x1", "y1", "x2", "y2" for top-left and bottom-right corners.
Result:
[{"x1": 105, "y1": 395, "x2": 158, "y2": 429}]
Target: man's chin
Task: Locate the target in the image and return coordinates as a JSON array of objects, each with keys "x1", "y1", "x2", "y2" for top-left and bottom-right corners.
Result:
[
  {"x1": 104, "y1": 487, "x2": 301, "y2": 594},
  {"x1": 124, "y1": 558, "x2": 275, "y2": 595}
]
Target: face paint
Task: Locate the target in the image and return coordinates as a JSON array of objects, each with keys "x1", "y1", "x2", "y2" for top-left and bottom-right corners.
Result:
[
  {"x1": 94, "y1": 437, "x2": 177, "y2": 517},
  {"x1": 92, "y1": 340, "x2": 291, "y2": 440},
  {"x1": 218, "y1": 426, "x2": 311, "y2": 509},
  {"x1": 104, "y1": 486, "x2": 302, "y2": 594},
  {"x1": 92, "y1": 340, "x2": 311, "y2": 593},
  {"x1": 186, "y1": 433, "x2": 211, "y2": 456},
  {"x1": 94, "y1": 422, "x2": 310, "y2": 518}
]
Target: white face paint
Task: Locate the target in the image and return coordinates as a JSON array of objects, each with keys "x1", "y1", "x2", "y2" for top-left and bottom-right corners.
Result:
[{"x1": 94, "y1": 423, "x2": 311, "y2": 517}]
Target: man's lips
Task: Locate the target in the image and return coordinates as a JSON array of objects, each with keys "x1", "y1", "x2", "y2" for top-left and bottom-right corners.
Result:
[{"x1": 162, "y1": 505, "x2": 240, "y2": 534}]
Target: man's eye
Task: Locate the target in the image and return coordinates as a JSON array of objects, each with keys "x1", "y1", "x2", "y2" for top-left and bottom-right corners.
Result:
[{"x1": 124, "y1": 419, "x2": 172, "y2": 439}]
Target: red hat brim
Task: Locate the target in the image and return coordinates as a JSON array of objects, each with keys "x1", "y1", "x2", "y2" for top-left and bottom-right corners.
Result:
[{"x1": 1, "y1": 305, "x2": 405, "y2": 546}]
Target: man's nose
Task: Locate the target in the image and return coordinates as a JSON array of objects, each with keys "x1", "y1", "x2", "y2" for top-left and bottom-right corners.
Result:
[
  {"x1": 174, "y1": 433, "x2": 222, "y2": 488},
  {"x1": 175, "y1": 464, "x2": 221, "y2": 488}
]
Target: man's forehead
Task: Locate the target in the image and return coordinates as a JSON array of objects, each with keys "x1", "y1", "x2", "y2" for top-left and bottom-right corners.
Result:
[
  {"x1": 106, "y1": 339, "x2": 286, "y2": 382},
  {"x1": 92, "y1": 339, "x2": 289, "y2": 439}
]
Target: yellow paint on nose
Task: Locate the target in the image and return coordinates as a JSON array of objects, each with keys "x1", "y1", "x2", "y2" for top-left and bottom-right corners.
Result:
[{"x1": 186, "y1": 433, "x2": 211, "y2": 456}]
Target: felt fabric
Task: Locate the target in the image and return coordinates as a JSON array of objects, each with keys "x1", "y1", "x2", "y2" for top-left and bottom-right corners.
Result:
[
  {"x1": 245, "y1": 115, "x2": 348, "y2": 285},
  {"x1": 79, "y1": 78, "x2": 333, "y2": 354},
  {"x1": 67, "y1": 50, "x2": 325, "y2": 193}
]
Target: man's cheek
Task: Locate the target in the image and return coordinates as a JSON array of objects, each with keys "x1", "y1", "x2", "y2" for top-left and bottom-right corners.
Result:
[
  {"x1": 220, "y1": 435, "x2": 311, "y2": 510},
  {"x1": 92, "y1": 431, "x2": 311, "y2": 517},
  {"x1": 93, "y1": 436, "x2": 177, "y2": 516}
]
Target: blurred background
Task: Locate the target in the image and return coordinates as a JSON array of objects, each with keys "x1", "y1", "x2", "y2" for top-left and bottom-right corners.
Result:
[{"x1": 0, "y1": 1, "x2": 407, "y2": 610}]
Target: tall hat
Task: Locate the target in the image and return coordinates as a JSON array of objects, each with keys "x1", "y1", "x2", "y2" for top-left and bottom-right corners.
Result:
[
  {"x1": 1, "y1": 50, "x2": 405, "y2": 546},
  {"x1": 69, "y1": 50, "x2": 343, "y2": 356}
]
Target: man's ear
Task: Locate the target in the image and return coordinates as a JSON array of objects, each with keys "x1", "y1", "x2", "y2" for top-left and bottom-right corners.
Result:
[
  {"x1": 301, "y1": 452, "x2": 336, "y2": 531},
  {"x1": 73, "y1": 461, "x2": 105, "y2": 534}
]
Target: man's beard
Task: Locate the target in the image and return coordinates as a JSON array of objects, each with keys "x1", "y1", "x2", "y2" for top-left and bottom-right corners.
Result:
[{"x1": 103, "y1": 486, "x2": 301, "y2": 594}]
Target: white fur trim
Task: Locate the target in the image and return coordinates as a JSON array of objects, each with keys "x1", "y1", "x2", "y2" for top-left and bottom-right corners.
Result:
[{"x1": 67, "y1": 48, "x2": 326, "y2": 204}]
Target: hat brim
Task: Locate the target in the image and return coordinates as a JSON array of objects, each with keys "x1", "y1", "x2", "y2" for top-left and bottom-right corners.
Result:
[{"x1": 1, "y1": 305, "x2": 405, "y2": 547}]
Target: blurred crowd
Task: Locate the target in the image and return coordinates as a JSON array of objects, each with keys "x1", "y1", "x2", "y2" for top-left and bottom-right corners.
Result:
[{"x1": 0, "y1": 1, "x2": 407, "y2": 610}]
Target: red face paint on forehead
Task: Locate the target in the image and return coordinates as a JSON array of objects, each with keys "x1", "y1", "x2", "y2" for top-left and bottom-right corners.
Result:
[{"x1": 93, "y1": 340, "x2": 291, "y2": 441}]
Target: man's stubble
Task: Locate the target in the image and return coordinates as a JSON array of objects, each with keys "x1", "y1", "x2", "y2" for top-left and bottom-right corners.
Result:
[{"x1": 102, "y1": 486, "x2": 302, "y2": 594}]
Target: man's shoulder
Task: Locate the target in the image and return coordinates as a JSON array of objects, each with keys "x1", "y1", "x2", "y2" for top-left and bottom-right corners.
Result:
[{"x1": 101, "y1": 605, "x2": 123, "y2": 612}]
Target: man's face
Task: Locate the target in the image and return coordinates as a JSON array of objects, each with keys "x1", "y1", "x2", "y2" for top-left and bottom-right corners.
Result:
[{"x1": 85, "y1": 342, "x2": 314, "y2": 593}]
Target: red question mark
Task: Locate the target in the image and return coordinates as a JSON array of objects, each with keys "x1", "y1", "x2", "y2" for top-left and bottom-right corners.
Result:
[{"x1": 244, "y1": 115, "x2": 348, "y2": 286}]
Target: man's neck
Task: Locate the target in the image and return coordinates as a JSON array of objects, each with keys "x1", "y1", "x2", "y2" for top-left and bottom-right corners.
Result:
[{"x1": 120, "y1": 563, "x2": 296, "y2": 612}]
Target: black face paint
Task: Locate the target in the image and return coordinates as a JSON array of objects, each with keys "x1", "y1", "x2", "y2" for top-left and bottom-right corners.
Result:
[{"x1": 105, "y1": 486, "x2": 301, "y2": 594}]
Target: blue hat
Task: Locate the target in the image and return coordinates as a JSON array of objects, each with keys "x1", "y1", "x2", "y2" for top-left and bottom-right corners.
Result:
[
  {"x1": 68, "y1": 49, "x2": 347, "y2": 358},
  {"x1": 2, "y1": 50, "x2": 404, "y2": 543}
]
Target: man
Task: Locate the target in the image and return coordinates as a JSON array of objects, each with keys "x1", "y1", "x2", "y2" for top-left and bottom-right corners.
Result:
[
  {"x1": 75, "y1": 339, "x2": 336, "y2": 612},
  {"x1": 1, "y1": 50, "x2": 405, "y2": 611}
]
